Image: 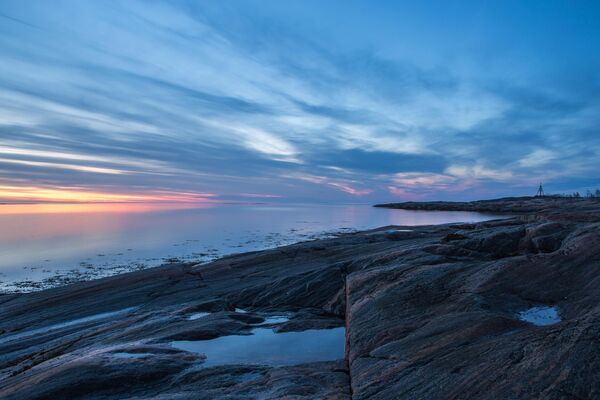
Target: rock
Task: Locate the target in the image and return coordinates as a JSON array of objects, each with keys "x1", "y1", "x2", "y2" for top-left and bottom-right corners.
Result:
[
  {"x1": 375, "y1": 196, "x2": 600, "y2": 220},
  {"x1": 461, "y1": 226, "x2": 526, "y2": 258},
  {"x1": 3, "y1": 197, "x2": 600, "y2": 398},
  {"x1": 442, "y1": 232, "x2": 467, "y2": 242},
  {"x1": 521, "y1": 222, "x2": 568, "y2": 253}
]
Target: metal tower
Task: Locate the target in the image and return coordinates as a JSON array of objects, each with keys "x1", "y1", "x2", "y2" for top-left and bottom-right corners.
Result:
[{"x1": 536, "y1": 183, "x2": 545, "y2": 197}]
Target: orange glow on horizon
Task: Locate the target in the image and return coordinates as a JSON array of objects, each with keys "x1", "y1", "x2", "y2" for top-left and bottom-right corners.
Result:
[
  {"x1": 0, "y1": 202, "x2": 216, "y2": 215},
  {"x1": 0, "y1": 185, "x2": 217, "y2": 211}
]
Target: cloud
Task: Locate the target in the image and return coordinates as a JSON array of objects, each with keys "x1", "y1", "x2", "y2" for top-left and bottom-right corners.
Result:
[
  {"x1": 0, "y1": 158, "x2": 126, "y2": 175},
  {"x1": 234, "y1": 126, "x2": 301, "y2": 163},
  {"x1": 387, "y1": 186, "x2": 427, "y2": 200},
  {"x1": 237, "y1": 193, "x2": 283, "y2": 198},
  {"x1": 287, "y1": 173, "x2": 372, "y2": 195},
  {"x1": 393, "y1": 172, "x2": 456, "y2": 188},
  {"x1": 517, "y1": 149, "x2": 557, "y2": 168},
  {"x1": 445, "y1": 164, "x2": 513, "y2": 181}
]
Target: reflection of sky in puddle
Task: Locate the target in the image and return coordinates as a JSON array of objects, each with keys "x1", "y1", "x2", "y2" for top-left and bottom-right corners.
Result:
[
  {"x1": 0, "y1": 306, "x2": 137, "y2": 345},
  {"x1": 171, "y1": 327, "x2": 345, "y2": 367},
  {"x1": 518, "y1": 306, "x2": 561, "y2": 326},
  {"x1": 187, "y1": 312, "x2": 211, "y2": 320},
  {"x1": 257, "y1": 315, "x2": 290, "y2": 324},
  {"x1": 187, "y1": 309, "x2": 289, "y2": 324}
]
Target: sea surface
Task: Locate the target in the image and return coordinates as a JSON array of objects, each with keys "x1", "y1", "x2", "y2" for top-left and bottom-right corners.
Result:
[{"x1": 0, "y1": 203, "x2": 498, "y2": 292}]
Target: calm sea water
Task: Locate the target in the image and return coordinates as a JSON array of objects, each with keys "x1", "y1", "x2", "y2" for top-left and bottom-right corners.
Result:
[{"x1": 0, "y1": 203, "x2": 497, "y2": 292}]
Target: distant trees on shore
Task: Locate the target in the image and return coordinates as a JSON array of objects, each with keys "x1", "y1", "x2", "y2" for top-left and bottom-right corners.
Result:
[{"x1": 553, "y1": 189, "x2": 600, "y2": 199}]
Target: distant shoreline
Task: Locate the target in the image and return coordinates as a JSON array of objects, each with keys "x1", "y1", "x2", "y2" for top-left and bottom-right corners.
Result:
[{"x1": 374, "y1": 195, "x2": 597, "y2": 214}]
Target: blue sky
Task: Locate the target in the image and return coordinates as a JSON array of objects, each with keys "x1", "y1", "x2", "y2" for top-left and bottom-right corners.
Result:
[{"x1": 1, "y1": 0, "x2": 599, "y2": 203}]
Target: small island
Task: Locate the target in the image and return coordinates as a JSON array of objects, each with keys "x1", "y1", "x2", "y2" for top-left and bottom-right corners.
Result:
[{"x1": 1, "y1": 197, "x2": 600, "y2": 399}]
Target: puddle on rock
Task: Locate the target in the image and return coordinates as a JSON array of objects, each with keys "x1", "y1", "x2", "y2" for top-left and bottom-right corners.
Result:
[
  {"x1": 518, "y1": 306, "x2": 561, "y2": 326},
  {"x1": 258, "y1": 315, "x2": 290, "y2": 325},
  {"x1": 186, "y1": 309, "x2": 289, "y2": 324},
  {"x1": 187, "y1": 312, "x2": 211, "y2": 320},
  {"x1": 171, "y1": 326, "x2": 345, "y2": 367}
]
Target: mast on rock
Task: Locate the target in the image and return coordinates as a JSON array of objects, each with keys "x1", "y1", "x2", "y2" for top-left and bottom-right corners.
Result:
[{"x1": 535, "y1": 183, "x2": 545, "y2": 197}]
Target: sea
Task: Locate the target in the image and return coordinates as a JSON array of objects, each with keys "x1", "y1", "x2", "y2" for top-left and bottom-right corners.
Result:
[{"x1": 0, "y1": 202, "x2": 498, "y2": 292}]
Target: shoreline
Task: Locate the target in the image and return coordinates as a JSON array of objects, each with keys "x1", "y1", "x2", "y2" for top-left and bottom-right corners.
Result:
[
  {"x1": 0, "y1": 226, "x2": 358, "y2": 294},
  {"x1": 2, "y1": 198, "x2": 600, "y2": 398},
  {"x1": 375, "y1": 195, "x2": 600, "y2": 214}
]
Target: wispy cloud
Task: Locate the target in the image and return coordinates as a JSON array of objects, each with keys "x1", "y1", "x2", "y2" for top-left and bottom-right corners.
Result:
[
  {"x1": 237, "y1": 193, "x2": 283, "y2": 198},
  {"x1": 0, "y1": 184, "x2": 217, "y2": 203},
  {"x1": 288, "y1": 173, "x2": 372, "y2": 195},
  {"x1": 0, "y1": 158, "x2": 126, "y2": 175}
]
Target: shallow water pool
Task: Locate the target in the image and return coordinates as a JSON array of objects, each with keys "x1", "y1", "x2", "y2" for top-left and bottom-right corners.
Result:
[
  {"x1": 187, "y1": 312, "x2": 211, "y2": 320},
  {"x1": 171, "y1": 326, "x2": 345, "y2": 367},
  {"x1": 518, "y1": 306, "x2": 561, "y2": 326}
]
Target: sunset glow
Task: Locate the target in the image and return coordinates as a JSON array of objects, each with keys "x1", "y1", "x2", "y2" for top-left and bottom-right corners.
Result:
[
  {"x1": 0, "y1": 185, "x2": 216, "y2": 205},
  {"x1": 0, "y1": 202, "x2": 213, "y2": 215}
]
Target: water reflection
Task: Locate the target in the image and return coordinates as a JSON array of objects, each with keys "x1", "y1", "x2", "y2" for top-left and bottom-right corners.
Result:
[
  {"x1": 0, "y1": 203, "x2": 498, "y2": 291},
  {"x1": 171, "y1": 327, "x2": 346, "y2": 367},
  {"x1": 518, "y1": 306, "x2": 561, "y2": 326},
  {"x1": 187, "y1": 312, "x2": 211, "y2": 321}
]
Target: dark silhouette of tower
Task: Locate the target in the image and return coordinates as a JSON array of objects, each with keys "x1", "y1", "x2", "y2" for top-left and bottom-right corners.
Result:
[{"x1": 536, "y1": 183, "x2": 545, "y2": 197}]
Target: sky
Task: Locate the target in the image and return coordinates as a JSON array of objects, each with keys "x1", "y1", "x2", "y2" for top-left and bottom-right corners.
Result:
[{"x1": 1, "y1": 0, "x2": 600, "y2": 204}]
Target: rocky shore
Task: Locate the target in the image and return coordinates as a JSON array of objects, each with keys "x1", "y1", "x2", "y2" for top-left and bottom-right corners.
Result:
[
  {"x1": 375, "y1": 195, "x2": 600, "y2": 214},
  {"x1": 2, "y1": 197, "x2": 600, "y2": 399}
]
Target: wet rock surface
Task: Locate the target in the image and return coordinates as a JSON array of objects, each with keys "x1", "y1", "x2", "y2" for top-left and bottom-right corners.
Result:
[{"x1": 2, "y1": 197, "x2": 600, "y2": 399}]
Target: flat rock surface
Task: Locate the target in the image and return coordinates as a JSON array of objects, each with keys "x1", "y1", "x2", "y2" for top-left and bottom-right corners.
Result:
[{"x1": 2, "y1": 197, "x2": 600, "y2": 399}]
